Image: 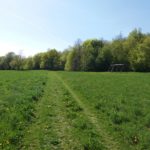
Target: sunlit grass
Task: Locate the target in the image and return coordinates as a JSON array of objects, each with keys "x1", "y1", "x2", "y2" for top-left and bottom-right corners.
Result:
[
  {"x1": 0, "y1": 71, "x2": 47, "y2": 149},
  {"x1": 58, "y1": 72, "x2": 150, "y2": 149},
  {"x1": 1, "y1": 71, "x2": 150, "y2": 149}
]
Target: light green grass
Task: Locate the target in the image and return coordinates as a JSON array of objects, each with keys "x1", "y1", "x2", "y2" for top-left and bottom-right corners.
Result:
[
  {"x1": 58, "y1": 72, "x2": 150, "y2": 149},
  {"x1": 22, "y1": 72, "x2": 105, "y2": 150},
  {"x1": 0, "y1": 71, "x2": 150, "y2": 149},
  {"x1": 0, "y1": 71, "x2": 47, "y2": 150}
]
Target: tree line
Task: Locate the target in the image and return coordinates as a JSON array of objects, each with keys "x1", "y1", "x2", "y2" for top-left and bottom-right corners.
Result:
[{"x1": 0, "y1": 29, "x2": 150, "y2": 72}]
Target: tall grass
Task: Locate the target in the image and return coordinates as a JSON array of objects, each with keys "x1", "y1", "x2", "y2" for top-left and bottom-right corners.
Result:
[{"x1": 0, "y1": 71, "x2": 47, "y2": 149}]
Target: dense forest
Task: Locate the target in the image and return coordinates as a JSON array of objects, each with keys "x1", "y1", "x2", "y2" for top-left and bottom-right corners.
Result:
[{"x1": 0, "y1": 29, "x2": 150, "y2": 72}]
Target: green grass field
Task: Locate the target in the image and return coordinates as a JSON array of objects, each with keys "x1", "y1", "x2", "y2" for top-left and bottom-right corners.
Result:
[{"x1": 0, "y1": 71, "x2": 150, "y2": 150}]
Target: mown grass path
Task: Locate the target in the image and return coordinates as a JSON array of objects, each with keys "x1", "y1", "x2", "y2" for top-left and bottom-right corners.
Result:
[
  {"x1": 21, "y1": 72, "x2": 81, "y2": 150},
  {"x1": 54, "y1": 72, "x2": 121, "y2": 150},
  {"x1": 21, "y1": 72, "x2": 121, "y2": 150}
]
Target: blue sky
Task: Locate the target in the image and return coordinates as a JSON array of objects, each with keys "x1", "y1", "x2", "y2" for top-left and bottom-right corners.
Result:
[{"x1": 0, "y1": 0, "x2": 150, "y2": 56}]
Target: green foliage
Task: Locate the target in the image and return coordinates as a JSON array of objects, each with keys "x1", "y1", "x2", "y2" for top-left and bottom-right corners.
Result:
[
  {"x1": 65, "y1": 40, "x2": 82, "y2": 71},
  {"x1": 80, "y1": 39, "x2": 104, "y2": 71},
  {"x1": 40, "y1": 49, "x2": 61, "y2": 70},
  {"x1": 129, "y1": 36, "x2": 150, "y2": 71},
  {"x1": 23, "y1": 57, "x2": 33, "y2": 70},
  {"x1": 60, "y1": 50, "x2": 70, "y2": 69},
  {"x1": 65, "y1": 49, "x2": 76, "y2": 71},
  {"x1": 32, "y1": 53, "x2": 42, "y2": 69},
  {"x1": 64, "y1": 30, "x2": 150, "y2": 72},
  {"x1": 96, "y1": 42, "x2": 113, "y2": 71},
  {"x1": 9, "y1": 55, "x2": 23, "y2": 70},
  {"x1": 111, "y1": 38, "x2": 129, "y2": 65},
  {"x1": 0, "y1": 56, "x2": 5, "y2": 69},
  {"x1": 4, "y1": 52, "x2": 16, "y2": 69},
  {"x1": 1, "y1": 28, "x2": 150, "y2": 71}
]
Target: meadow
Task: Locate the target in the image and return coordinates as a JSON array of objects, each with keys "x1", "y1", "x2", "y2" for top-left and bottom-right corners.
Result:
[
  {"x1": 0, "y1": 71, "x2": 150, "y2": 150},
  {"x1": 0, "y1": 71, "x2": 47, "y2": 149}
]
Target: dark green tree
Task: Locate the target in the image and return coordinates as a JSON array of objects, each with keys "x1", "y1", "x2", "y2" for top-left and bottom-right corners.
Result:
[
  {"x1": 40, "y1": 49, "x2": 60, "y2": 70},
  {"x1": 65, "y1": 40, "x2": 82, "y2": 71},
  {"x1": 32, "y1": 53, "x2": 42, "y2": 70},
  {"x1": 9, "y1": 55, "x2": 23, "y2": 70},
  {"x1": 96, "y1": 42, "x2": 113, "y2": 71},
  {"x1": 23, "y1": 57, "x2": 33, "y2": 70},
  {"x1": 129, "y1": 36, "x2": 150, "y2": 71},
  {"x1": 81, "y1": 39, "x2": 104, "y2": 71}
]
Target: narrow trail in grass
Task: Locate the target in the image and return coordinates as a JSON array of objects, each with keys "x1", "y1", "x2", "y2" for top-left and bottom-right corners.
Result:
[
  {"x1": 54, "y1": 72, "x2": 121, "y2": 150},
  {"x1": 21, "y1": 73, "x2": 81, "y2": 150},
  {"x1": 21, "y1": 72, "x2": 121, "y2": 150}
]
